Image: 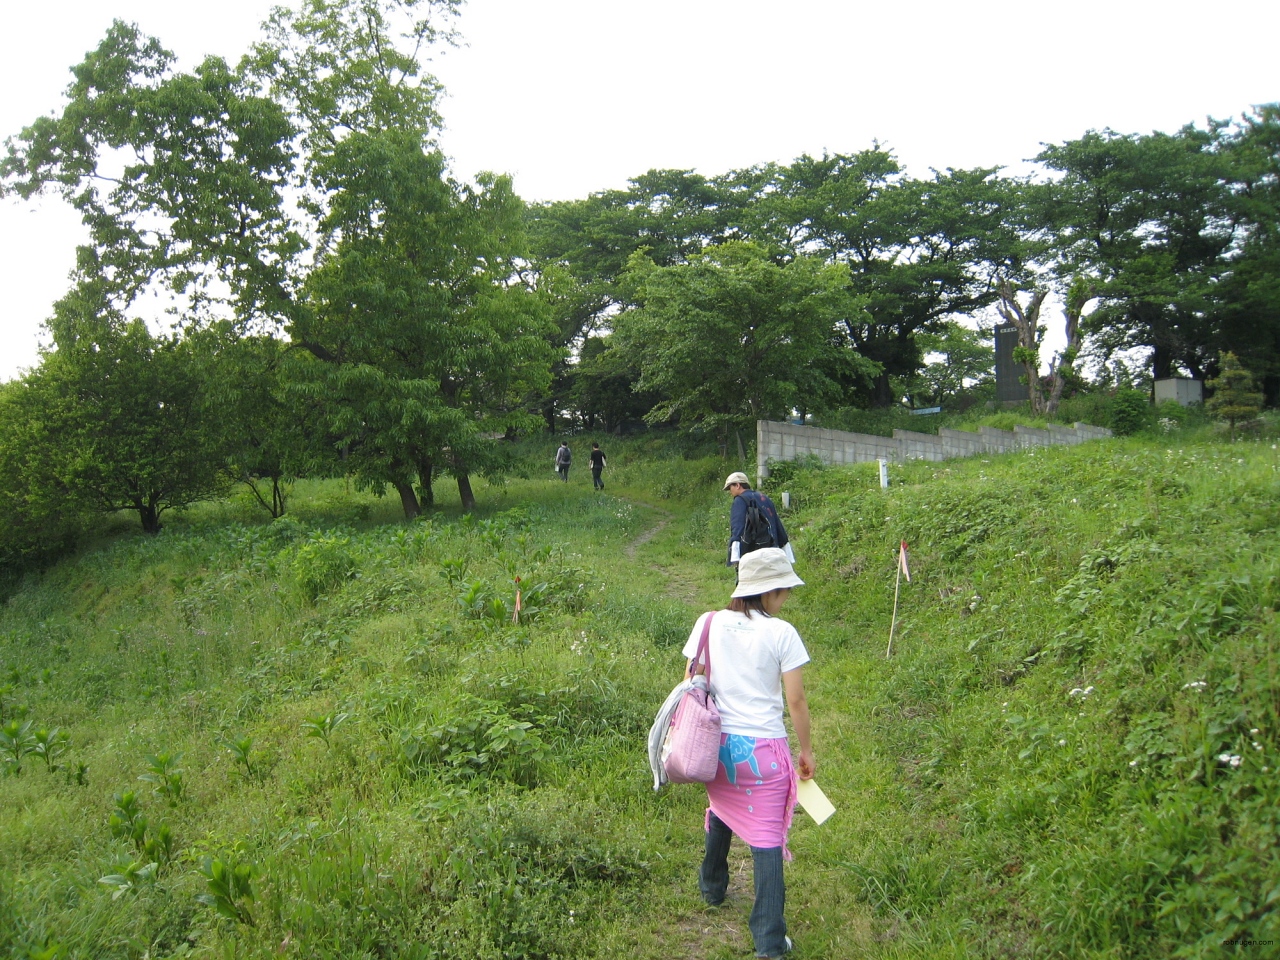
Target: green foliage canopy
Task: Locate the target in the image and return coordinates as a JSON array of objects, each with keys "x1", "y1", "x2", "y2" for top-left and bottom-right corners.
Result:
[{"x1": 612, "y1": 241, "x2": 878, "y2": 437}]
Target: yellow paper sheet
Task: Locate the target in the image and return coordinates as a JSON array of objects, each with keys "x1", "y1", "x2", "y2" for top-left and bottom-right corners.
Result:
[{"x1": 796, "y1": 778, "x2": 835, "y2": 825}]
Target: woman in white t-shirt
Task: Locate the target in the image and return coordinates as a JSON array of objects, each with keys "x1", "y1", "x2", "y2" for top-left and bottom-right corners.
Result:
[{"x1": 681, "y1": 547, "x2": 814, "y2": 960}]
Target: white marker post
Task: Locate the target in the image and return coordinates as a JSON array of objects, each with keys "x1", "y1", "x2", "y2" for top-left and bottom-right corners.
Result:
[{"x1": 877, "y1": 459, "x2": 889, "y2": 489}]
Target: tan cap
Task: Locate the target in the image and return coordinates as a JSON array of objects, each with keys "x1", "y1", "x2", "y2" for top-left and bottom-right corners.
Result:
[
  {"x1": 731, "y1": 548, "x2": 804, "y2": 598},
  {"x1": 722, "y1": 471, "x2": 751, "y2": 490}
]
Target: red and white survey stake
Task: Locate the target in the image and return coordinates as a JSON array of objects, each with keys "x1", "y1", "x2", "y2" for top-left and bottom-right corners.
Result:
[
  {"x1": 512, "y1": 576, "x2": 523, "y2": 625},
  {"x1": 887, "y1": 541, "x2": 910, "y2": 658}
]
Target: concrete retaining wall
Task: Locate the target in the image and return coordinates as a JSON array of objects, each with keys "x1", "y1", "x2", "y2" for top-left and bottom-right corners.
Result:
[{"x1": 756, "y1": 419, "x2": 1113, "y2": 482}]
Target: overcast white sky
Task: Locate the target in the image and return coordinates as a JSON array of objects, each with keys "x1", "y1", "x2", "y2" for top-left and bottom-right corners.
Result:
[{"x1": 2, "y1": 0, "x2": 1277, "y2": 382}]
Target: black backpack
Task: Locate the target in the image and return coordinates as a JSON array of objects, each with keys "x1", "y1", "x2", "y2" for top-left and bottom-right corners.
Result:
[{"x1": 741, "y1": 495, "x2": 776, "y2": 556}]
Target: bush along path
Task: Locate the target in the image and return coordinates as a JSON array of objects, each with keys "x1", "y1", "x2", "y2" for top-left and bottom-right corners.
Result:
[{"x1": 1, "y1": 435, "x2": 1278, "y2": 958}]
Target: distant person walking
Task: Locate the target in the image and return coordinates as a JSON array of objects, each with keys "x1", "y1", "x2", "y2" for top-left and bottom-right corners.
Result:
[
  {"x1": 682, "y1": 547, "x2": 814, "y2": 959},
  {"x1": 723, "y1": 472, "x2": 792, "y2": 568},
  {"x1": 589, "y1": 442, "x2": 607, "y2": 490},
  {"x1": 555, "y1": 442, "x2": 572, "y2": 482}
]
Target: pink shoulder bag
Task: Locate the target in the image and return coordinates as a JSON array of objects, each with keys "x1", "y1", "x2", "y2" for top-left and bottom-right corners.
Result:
[{"x1": 662, "y1": 612, "x2": 722, "y2": 784}]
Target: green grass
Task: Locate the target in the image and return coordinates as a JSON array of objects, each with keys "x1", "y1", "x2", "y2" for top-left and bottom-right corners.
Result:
[{"x1": 2, "y1": 430, "x2": 1278, "y2": 958}]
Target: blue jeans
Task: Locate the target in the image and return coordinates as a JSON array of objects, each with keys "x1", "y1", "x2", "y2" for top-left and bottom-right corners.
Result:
[{"x1": 699, "y1": 811, "x2": 787, "y2": 957}]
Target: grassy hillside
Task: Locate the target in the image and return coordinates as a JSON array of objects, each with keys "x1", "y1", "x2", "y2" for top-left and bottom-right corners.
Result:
[{"x1": 1, "y1": 430, "x2": 1277, "y2": 959}]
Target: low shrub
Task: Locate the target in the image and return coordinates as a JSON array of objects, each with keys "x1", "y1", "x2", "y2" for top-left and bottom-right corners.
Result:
[{"x1": 1108, "y1": 388, "x2": 1153, "y2": 435}]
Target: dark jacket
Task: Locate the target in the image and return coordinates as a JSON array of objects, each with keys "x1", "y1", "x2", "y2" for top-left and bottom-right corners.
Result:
[{"x1": 728, "y1": 490, "x2": 788, "y2": 565}]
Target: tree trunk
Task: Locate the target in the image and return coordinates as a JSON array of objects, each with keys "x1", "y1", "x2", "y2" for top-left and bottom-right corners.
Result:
[
  {"x1": 393, "y1": 479, "x2": 421, "y2": 520},
  {"x1": 735, "y1": 429, "x2": 747, "y2": 462},
  {"x1": 456, "y1": 472, "x2": 476, "y2": 512},
  {"x1": 416, "y1": 457, "x2": 434, "y2": 509},
  {"x1": 241, "y1": 473, "x2": 284, "y2": 518},
  {"x1": 872, "y1": 370, "x2": 895, "y2": 408},
  {"x1": 1046, "y1": 281, "x2": 1093, "y2": 416},
  {"x1": 138, "y1": 500, "x2": 162, "y2": 535},
  {"x1": 272, "y1": 477, "x2": 286, "y2": 518},
  {"x1": 1151, "y1": 343, "x2": 1175, "y2": 382}
]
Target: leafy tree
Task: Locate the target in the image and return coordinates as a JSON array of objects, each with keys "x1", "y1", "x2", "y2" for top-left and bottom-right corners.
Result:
[
  {"x1": 4, "y1": 1, "x2": 549, "y2": 518},
  {"x1": 0, "y1": 378, "x2": 94, "y2": 571},
  {"x1": 901, "y1": 321, "x2": 994, "y2": 408},
  {"x1": 255, "y1": 0, "x2": 550, "y2": 514},
  {"x1": 612, "y1": 242, "x2": 877, "y2": 454},
  {"x1": 744, "y1": 153, "x2": 1024, "y2": 406},
  {"x1": 567, "y1": 335, "x2": 662, "y2": 433},
  {"x1": 0, "y1": 21, "x2": 299, "y2": 331},
  {"x1": 26, "y1": 297, "x2": 229, "y2": 534},
  {"x1": 1036, "y1": 126, "x2": 1236, "y2": 382},
  {"x1": 1215, "y1": 106, "x2": 1280, "y2": 406},
  {"x1": 1206, "y1": 352, "x2": 1264, "y2": 438},
  {"x1": 290, "y1": 135, "x2": 555, "y2": 514},
  {"x1": 200, "y1": 332, "x2": 329, "y2": 518},
  {"x1": 526, "y1": 168, "x2": 754, "y2": 428}
]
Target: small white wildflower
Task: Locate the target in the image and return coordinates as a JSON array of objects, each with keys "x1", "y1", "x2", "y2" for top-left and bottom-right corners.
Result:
[
  {"x1": 1182, "y1": 680, "x2": 1207, "y2": 691},
  {"x1": 1264, "y1": 766, "x2": 1270, "y2": 773},
  {"x1": 1217, "y1": 752, "x2": 1242, "y2": 768},
  {"x1": 1250, "y1": 728, "x2": 1260, "y2": 735},
  {"x1": 1083, "y1": 686, "x2": 1095, "y2": 696},
  {"x1": 1130, "y1": 759, "x2": 1139, "y2": 767},
  {"x1": 1069, "y1": 688, "x2": 1084, "y2": 697},
  {"x1": 1254, "y1": 742, "x2": 1264, "y2": 751},
  {"x1": 1058, "y1": 739, "x2": 1067, "y2": 747}
]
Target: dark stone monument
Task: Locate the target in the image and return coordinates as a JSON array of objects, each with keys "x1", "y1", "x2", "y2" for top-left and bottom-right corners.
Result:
[{"x1": 994, "y1": 323, "x2": 1024, "y2": 402}]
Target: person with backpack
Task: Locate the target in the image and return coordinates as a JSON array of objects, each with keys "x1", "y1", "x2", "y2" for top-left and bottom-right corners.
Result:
[
  {"x1": 554, "y1": 442, "x2": 572, "y2": 482},
  {"x1": 724, "y1": 472, "x2": 792, "y2": 568}
]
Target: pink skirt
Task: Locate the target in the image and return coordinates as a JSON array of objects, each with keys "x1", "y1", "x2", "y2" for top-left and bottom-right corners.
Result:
[{"x1": 705, "y1": 734, "x2": 798, "y2": 860}]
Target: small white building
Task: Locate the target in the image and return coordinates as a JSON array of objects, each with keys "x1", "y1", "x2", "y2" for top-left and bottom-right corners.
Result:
[{"x1": 1154, "y1": 377, "x2": 1203, "y2": 406}]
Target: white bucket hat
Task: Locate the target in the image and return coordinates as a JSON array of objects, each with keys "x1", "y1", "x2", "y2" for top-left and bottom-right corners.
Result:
[{"x1": 731, "y1": 547, "x2": 805, "y2": 598}]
